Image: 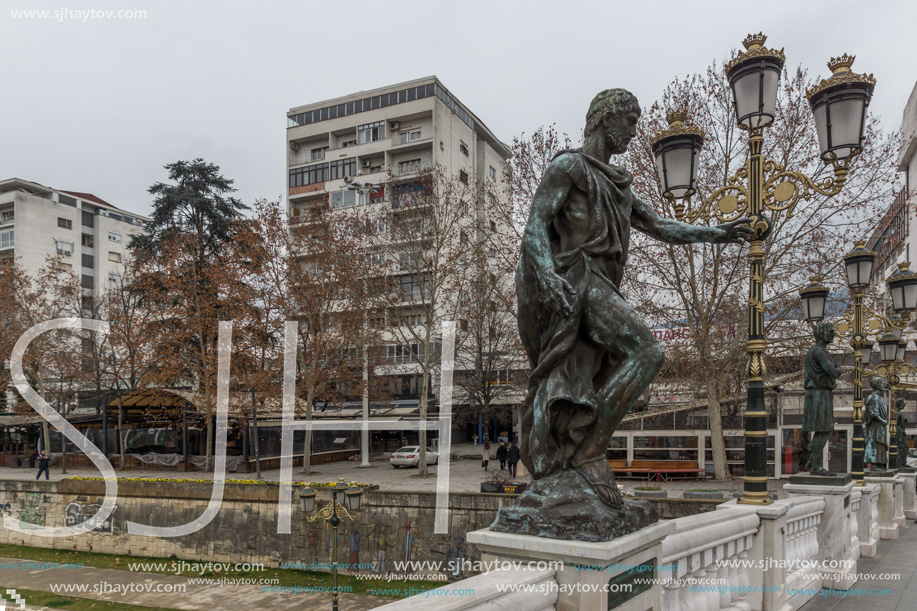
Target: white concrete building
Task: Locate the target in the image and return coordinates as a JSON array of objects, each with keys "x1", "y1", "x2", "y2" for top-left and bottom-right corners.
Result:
[
  {"x1": 286, "y1": 77, "x2": 519, "y2": 442},
  {"x1": 0, "y1": 178, "x2": 148, "y2": 305}
]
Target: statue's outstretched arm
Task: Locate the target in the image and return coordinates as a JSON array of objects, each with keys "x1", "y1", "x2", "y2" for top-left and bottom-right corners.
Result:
[{"x1": 631, "y1": 194, "x2": 753, "y2": 245}]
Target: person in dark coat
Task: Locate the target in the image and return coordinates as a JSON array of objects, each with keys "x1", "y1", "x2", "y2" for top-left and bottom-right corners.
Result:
[
  {"x1": 496, "y1": 442, "x2": 508, "y2": 470},
  {"x1": 507, "y1": 442, "x2": 520, "y2": 477},
  {"x1": 35, "y1": 451, "x2": 50, "y2": 480}
]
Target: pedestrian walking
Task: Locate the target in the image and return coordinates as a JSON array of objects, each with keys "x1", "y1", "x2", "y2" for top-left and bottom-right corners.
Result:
[
  {"x1": 507, "y1": 441, "x2": 520, "y2": 478},
  {"x1": 496, "y1": 442, "x2": 508, "y2": 470},
  {"x1": 482, "y1": 442, "x2": 491, "y2": 471},
  {"x1": 35, "y1": 451, "x2": 50, "y2": 480}
]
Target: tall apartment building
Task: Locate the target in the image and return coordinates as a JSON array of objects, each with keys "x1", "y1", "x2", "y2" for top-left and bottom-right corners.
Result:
[
  {"x1": 0, "y1": 178, "x2": 149, "y2": 305},
  {"x1": 286, "y1": 76, "x2": 517, "y2": 440}
]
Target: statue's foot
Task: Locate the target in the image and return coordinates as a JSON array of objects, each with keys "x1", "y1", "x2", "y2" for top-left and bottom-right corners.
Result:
[
  {"x1": 810, "y1": 466, "x2": 836, "y2": 477},
  {"x1": 575, "y1": 457, "x2": 623, "y2": 508},
  {"x1": 490, "y1": 469, "x2": 657, "y2": 542}
]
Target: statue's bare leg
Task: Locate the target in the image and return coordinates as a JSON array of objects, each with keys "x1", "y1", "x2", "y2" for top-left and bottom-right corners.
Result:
[{"x1": 571, "y1": 278, "x2": 664, "y2": 504}]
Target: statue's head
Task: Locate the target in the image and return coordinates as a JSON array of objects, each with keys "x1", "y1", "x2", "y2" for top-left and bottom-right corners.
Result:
[
  {"x1": 897, "y1": 398, "x2": 907, "y2": 410},
  {"x1": 813, "y1": 321, "x2": 835, "y2": 344},
  {"x1": 585, "y1": 89, "x2": 641, "y2": 154},
  {"x1": 870, "y1": 377, "x2": 887, "y2": 391}
]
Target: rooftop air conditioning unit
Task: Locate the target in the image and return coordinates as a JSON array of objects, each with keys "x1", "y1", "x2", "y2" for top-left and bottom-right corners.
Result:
[
  {"x1": 362, "y1": 160, "x2": 372, "y2": 169},
  {"x1": 390, "y1": 121, "x2": 400, "y2": 131},
  {"x1": 290, "y1": 141, "x2": 300, "y2": 152},
  {"x1": 343, "y1": 176, "x2": 354, "y2": 184}
]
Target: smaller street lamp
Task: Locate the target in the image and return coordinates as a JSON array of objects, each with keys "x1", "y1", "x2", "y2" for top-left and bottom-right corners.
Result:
[
  {"x1": 860, "y1": 340, "x2": 874, "y2": 366},
  {"x1": 843, "y1": 241, "x2": 876, "y2": 289},
  {"x1": 799, "y1": 277, "x2": 830, "y2": 322},
  {"x1": 887, "y1": 263, "x2": 917, "y2": 313},
  {"x1": 879, "y1": 333, "x2": 899, "y2": 364},
  {"x1": 301, "y1": 481, "x2": 364, "y2": 611},
  {"x1": 898, "y1": 340, "x2": 907, "y2": 363}
]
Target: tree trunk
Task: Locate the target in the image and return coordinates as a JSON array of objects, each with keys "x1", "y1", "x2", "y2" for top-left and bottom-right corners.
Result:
[
  {"x1": 418, "y1": 372, "x2": 429, "y2": 477},
  {"x1": 302, "y1": 389, "x2": 313, "y2": 475},
  {"x1": 706, "y1": 377, "x2": 729, "y2": 480},
  {"x1": 117, "y1": 395, "x2": 126, "y2": 471}
]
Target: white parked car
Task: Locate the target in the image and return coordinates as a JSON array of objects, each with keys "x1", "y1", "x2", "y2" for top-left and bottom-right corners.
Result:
[{"x1": 390, "y1": 446, "x2": 438, "y2": 468}]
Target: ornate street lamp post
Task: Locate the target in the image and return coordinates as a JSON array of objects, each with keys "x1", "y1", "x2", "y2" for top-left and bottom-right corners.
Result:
[
  {"x1": 654, "y1": 33, "x2": 875, "y2": 504},
  {"x1": 301, "y1": 481, "x2": 364, "y2": 611}
]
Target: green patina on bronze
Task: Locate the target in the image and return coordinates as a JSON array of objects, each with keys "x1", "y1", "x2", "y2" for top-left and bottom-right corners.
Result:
[
  {"x1": 802, "y1": 321, "x2": 842, "y2": 476},
  {"x1": 492, "y1": 89, "x2": 752, "y2": 541},
  {"x1": 865, "y1": 377, "x2": 889, "y2": 470}
]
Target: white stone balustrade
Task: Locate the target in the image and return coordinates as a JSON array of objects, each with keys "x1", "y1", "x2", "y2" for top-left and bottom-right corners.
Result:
[
  {"x1": 659, "y1": 505, "x2": 759, "y2": 611},
  {"x1": 849, "y1": 489, "x2": 861, "y2": 563},
  {"x1": 783, "y1": 497, "x2": 824, "y2": 600},
  {"x1": 856, "y1": 483, "x2": 881, "y2": 557},
  {"x1": 900, "y1": 470, "x2": 917, "y2": 520},
  {"x1": 866, "y1": 474, "x2": 900, "y2": 539}
]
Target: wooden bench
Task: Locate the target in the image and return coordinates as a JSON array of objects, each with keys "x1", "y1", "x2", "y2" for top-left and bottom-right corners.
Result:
[{"x1": 610, "y1": 460, "x2": 705, "y2": 482}]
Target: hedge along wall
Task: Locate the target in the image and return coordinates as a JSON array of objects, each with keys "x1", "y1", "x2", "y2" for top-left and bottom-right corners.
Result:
[{"x1": 0, "y1": 480, "x2": 720, "y2": 578}]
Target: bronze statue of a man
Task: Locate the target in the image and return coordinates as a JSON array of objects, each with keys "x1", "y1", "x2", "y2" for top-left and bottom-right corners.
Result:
[
  {"x1": 896, "y1": 398, "x2": 909, "y2": 466},
  {"x1": 492, "y1": 89, "x2": 752, "y2": 541},
  {"x1": 802, "y1": 321, "x2": 842, "y2": 476}
]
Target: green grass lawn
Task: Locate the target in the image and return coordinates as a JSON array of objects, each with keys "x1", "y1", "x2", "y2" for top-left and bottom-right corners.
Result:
[
  {"x1": 0, "y1": 543, "x2": 448, "y2": 597},
  {"x1": 0, "y1": 586, "x2": 185, "y2": 611}
]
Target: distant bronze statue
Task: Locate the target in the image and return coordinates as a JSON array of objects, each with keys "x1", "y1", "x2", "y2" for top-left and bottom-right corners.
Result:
[
  {"x1": 864, "y1": 377, "x2": 889, "y2": 469},
  {"x1": 492, "y1": 89, "x2": 753, "y2": 541},
  {"x1": 896, "y1": 399, "x2": 909, "y2": 467},
  {"x1": 802, "y1": 321, "x2": 842, "y2": 476}
]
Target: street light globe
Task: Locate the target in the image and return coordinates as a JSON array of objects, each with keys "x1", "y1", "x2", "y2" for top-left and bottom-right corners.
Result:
[
  {"x1": 725, "y1": 33, "x2": 785, "y2": 130},
  {"x1": 860, "y1": 340, "x2": 874, "y2": 367},
  {"x1": 799, "y1": 277, "x2": 830, "y2": 321},
  {"x1": 299, "y1": 486, "x2": 316, "y2": 513},
  {"x1": 807, "y1": 55, "x2": 875, "y2": 161},
  {"x1": 651, "y1": 110, "x2": 705, "y2": 201},
  {"x1": 344, "y1": 485, "x2": 363, "y2": 511},
  {"x1": 879, "y1": 333, "x2": 899, "y2": 364},
  {"x1": 842, "y1": 240, "x2": 876, "y2": 290},
  {"x1": 887, "y1": 262, "x2": 917, "y2": 312},
  {"x1": 898, "y1": 340, "x2": 908, "y2": 363}
]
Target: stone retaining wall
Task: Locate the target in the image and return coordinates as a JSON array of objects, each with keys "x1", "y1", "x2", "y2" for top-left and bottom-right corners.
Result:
[{"x1": 0, "y1": 480, "x2": 720, "y2": 578}]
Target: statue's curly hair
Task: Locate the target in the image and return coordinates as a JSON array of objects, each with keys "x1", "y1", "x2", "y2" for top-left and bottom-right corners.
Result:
[
  {"x1": 585, "y1": 89, "x2": 641, "y2": 138},
  {"x1": 813, "y1": 321, "x2": 834, "y2": 343}
]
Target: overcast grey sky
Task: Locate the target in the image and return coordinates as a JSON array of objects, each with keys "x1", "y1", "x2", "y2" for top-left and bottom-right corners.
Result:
[{"x1": 1, "y1": 0, "x2": 913, "y2": 217}]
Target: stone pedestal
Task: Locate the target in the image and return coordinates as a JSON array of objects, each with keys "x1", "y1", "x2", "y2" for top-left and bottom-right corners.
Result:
[
  {"x1": 865, "y1": 475, "x2": 899, "y2": 539},
  {"x1": 468, "y1": 522, "x2": 675, "y2": 611},
  {"x1": 784, "y1": 479, "x2": 857, "y2": 589},
  {"x1": 899, "y1": 469, "x2": 917, "y2": 520},
  {"x1": 895, "y1": 474, "x2": 906, "y2": 528},
  {"x1": 855, "y1": 483, "x2": 881, "y2": 557}
]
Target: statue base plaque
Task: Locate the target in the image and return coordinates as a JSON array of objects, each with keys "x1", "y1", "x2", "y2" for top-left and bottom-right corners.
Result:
[
  {"x1": 787, "y1": 472, "x2": 852, "y2": 486},
  {"x1": 468, "y1": 521, "x2": 674, "y2": 611}
]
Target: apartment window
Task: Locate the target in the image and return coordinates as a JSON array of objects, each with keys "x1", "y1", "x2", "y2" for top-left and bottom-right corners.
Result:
[
  {"x1": 330, "y1": 190, "x2": 362, "y2": 210},
  {"x1": 460, "y1": 230, "x2": 469, "y2": 243},
  {"x1": 108, "y1": 231, "x2": 121, "y2": 243},
  {"x1": 341, "y1": 139, "x2": 357, "y2": 148},
  {"x1": 329, "y1": 157, "x2": 357, "y2": 181},
  {"x1": 0, "y1": 210, "x2": 13, "y2": 223},
  {"x1": 488, "y1": 247, "x2": 496, "y2": 258},
  {"x1": 460, "y1": 319, "x2": 468, "y2": 331},
  {"x1": 459, "y1": 170, "x2": 468, "y2": 185},
  {"x1": 489, "y1": 165, "x2": 496, "y2": 180},
  {"x1": 459, "y1": 141, "x2": 469, "y2": 156},
  {"x1": 58, "y1": 217, "x2": 72, "y2": 230},
  {"x1": 108, "y1": 252, "x2": 122, "y2": 263},
  {"x1": 82, "y1": 211, "x2": 94, "y2": 228},
  {"x1": 81, "y1": 295, "x2": 94, "y2": 311},
  {"x1": 82, "y1": 253, "x2": 94, "y2": 268},
  {"x1": 488, "y1": 193, "x2": 497, "y2": 206},
  {"x1": 0, "y1": 230, "x2": 13, "y2": 248},
  {"x1": 55, "y1": 240, "x2": 74, "y2": 256},
  {"x1": 81, "y1": 233, "x2": 94, "y2": 247},
  {"x1": 357, "y1": 121, "x2": 385, "y2": 144},
  {"x1": 310, "y1": 147, "x2": 327, "y2": 161},
  {"x1": 81, "y1": 274, "x2": 94, "y2": 289},
  {"x1": 398, "y1": 159, "x2": 422, "y2": 175},
  {"x1": 369, "y1": 316, "x2": 385, "y2": 330},
  {"x1": 489, "y1": 220, "x2": 497, "y2": 231},
  {"x1": 56, "y1": 262, "x2": 73, "y2": 273},
  {"x1": 368, "y1": 217, "x2": 386, "y2": 234},
  {"x1": 109, "y1": 273, "x2": 122, "y2": 286},
  {"x1": 459, "y1": 203, "x2": 468, "y2": 216},
  {"x1": 289, "y1": 162, "x2": 329, "y2": 187},
  {"x1": 398, "y1": 130, "x2": 422, "y2": 144}
]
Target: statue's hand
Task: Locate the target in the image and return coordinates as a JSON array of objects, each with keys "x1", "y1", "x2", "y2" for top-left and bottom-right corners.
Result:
[
  {"x1": 538, "y1": 270, "x2": 576, "y2": 317},
  {"x1": 713, "y1": 217, "x2": 755, "y2": 244}
]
